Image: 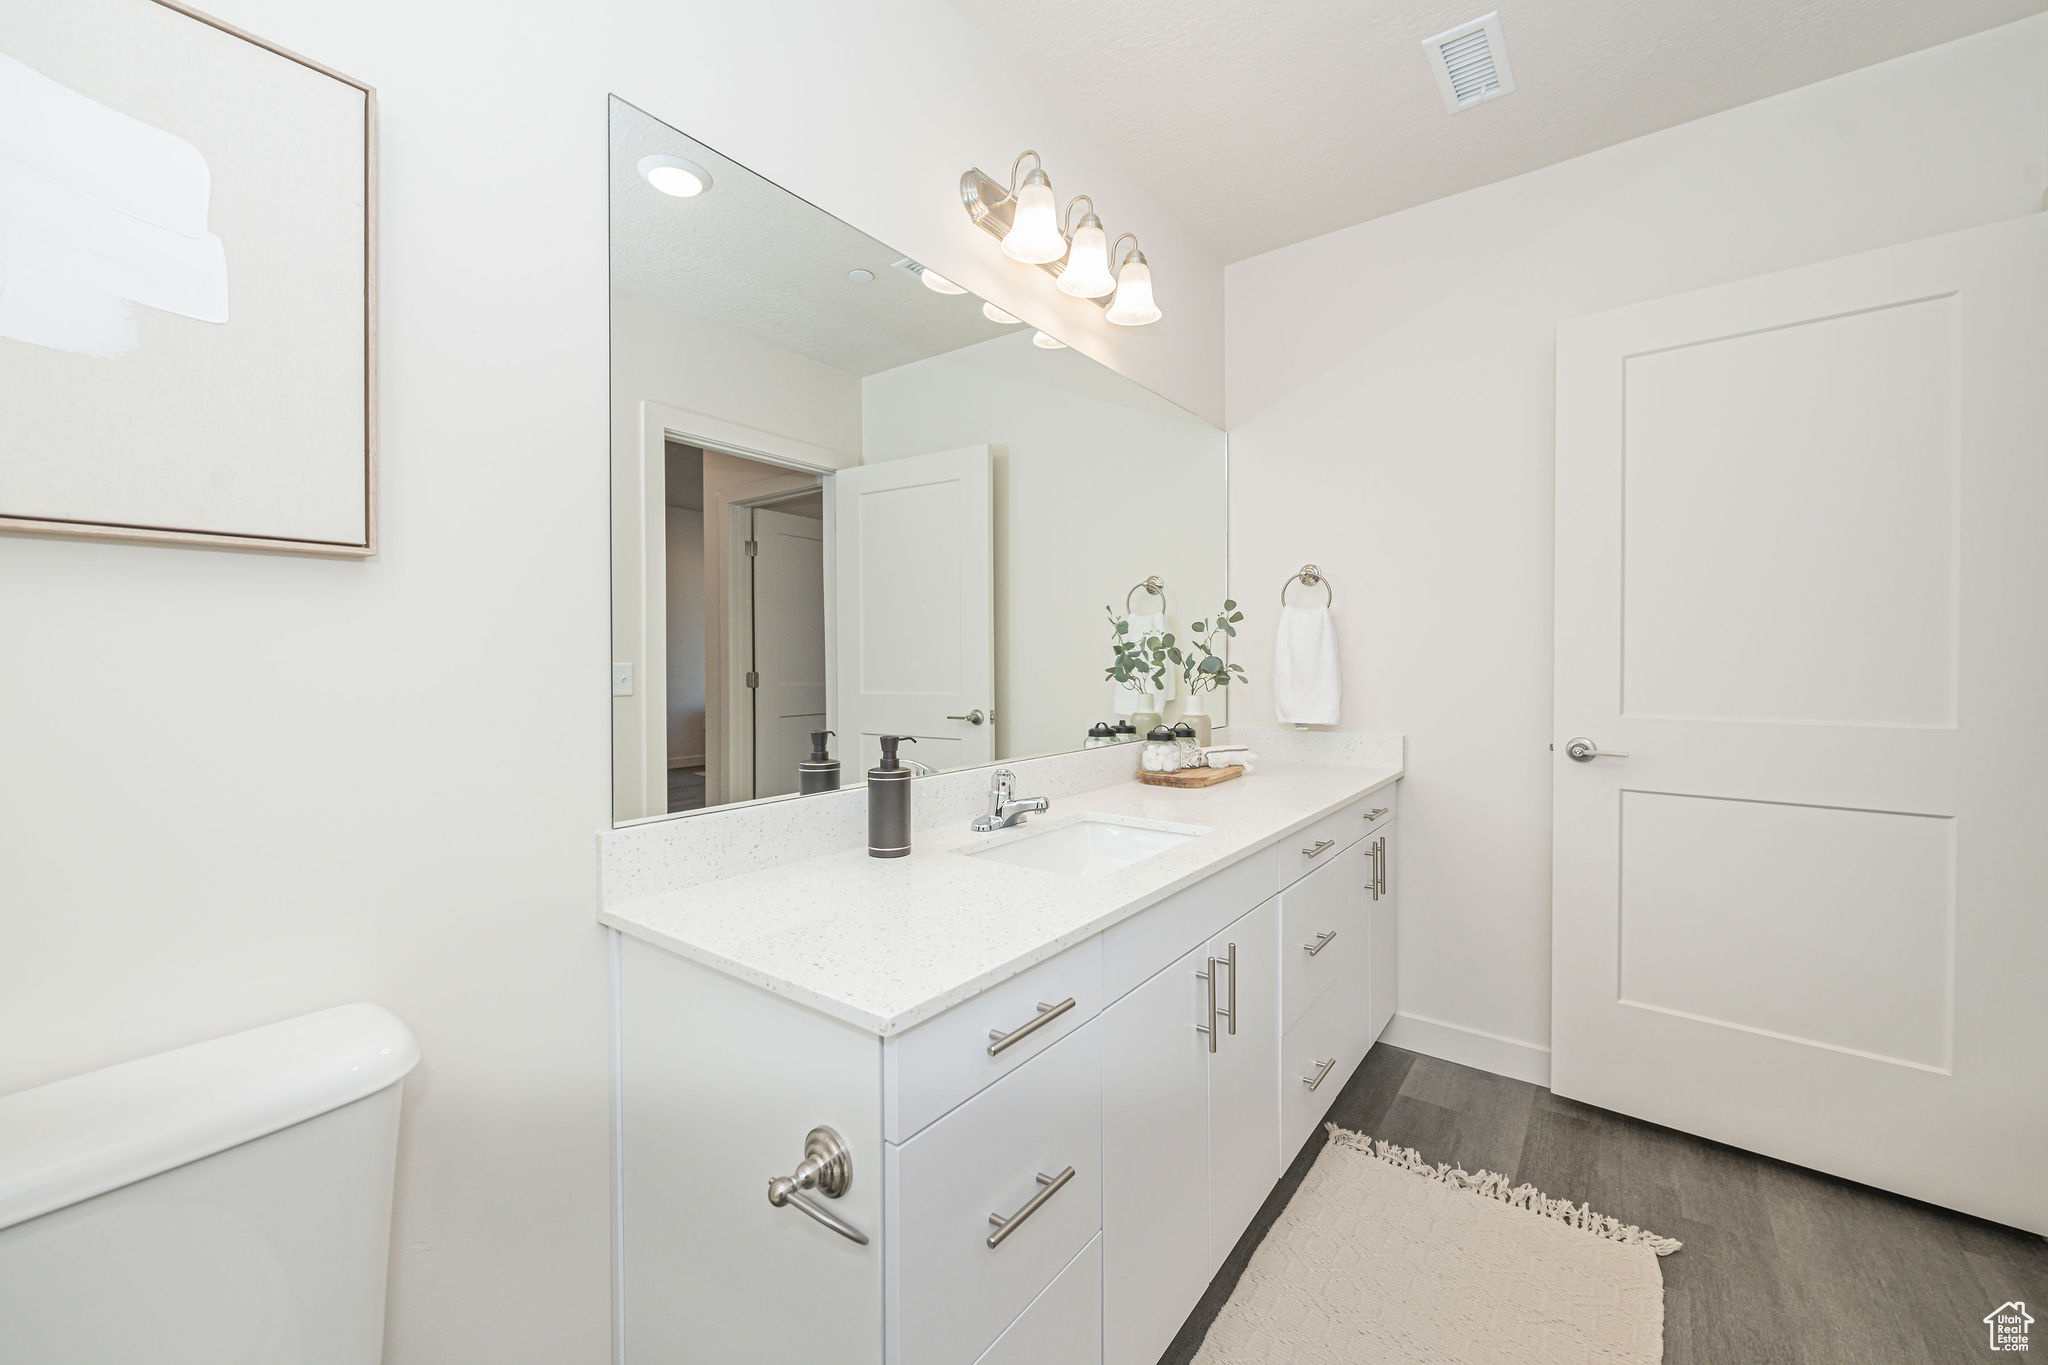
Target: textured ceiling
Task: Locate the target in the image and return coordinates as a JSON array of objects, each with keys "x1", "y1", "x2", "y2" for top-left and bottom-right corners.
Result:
[
  {"x1": 610, "y1": 100, "x2": 1024, "y2": 375},
  {"x1": 946, "y1": 0, "x2": 2048, "y2": 261}
]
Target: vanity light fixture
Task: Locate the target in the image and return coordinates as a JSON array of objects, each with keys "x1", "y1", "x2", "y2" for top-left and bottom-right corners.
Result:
[
  {"x1": 1056, "y1": 198, "x2": 1116, "y2": 299},
  {"x1": 637, "y1": 154, "x2": 711, "y2": 198},
  {"x1": 1031, "y1": 330, "x2": 1066, "y2": 349},
  {"x1": 998, "y1": 152, "x2": 1068, "y2": 264},
  {"x1": 919, "y1": 267, "x2": 967, "y2": 295},
  {"x1": 960, "y1": 152, "x2": 1160, "y2": 324},
  {"x1": 982, "y1": 302, "x2": 1021, "y2": 324},
  {"x1": 1104, "y1": 235, "x2": 1161, "y2": 327}
]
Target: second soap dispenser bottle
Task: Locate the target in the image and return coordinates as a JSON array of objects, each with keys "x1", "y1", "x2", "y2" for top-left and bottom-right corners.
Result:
[{"x1": 868, "y1": 735, "x2": 917, "y2": 858}]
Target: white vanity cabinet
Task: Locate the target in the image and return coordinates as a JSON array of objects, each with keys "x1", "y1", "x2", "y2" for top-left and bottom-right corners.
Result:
[
  {"x1": 615, "y1": 778, "x2": 1398, "y2": 1365},
  {"x1": 1100, "y1": 894, "x2": 1281, "y2": 1365}
]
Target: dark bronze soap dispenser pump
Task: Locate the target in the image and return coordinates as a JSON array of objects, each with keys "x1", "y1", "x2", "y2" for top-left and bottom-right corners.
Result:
[{"x1": 867, "y1": 735, "x2": 917, "y2": 859}]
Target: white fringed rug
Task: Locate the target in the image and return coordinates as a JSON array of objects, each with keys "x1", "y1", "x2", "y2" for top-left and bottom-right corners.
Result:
[{"x1": 1191, "y1": 1127, "x2": 1682, "y2": 1364}]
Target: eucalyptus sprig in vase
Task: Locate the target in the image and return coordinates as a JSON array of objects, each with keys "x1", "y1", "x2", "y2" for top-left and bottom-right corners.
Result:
[
  {"x1": 1176, "y1": 599, "x2": 1247, "y2": 745},
  {"x1": 1104, "y1": 606, "x2": 1173, "y2": 739}
]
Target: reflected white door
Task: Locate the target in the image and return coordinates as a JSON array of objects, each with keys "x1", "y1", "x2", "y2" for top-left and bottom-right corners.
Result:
[
  {"x1": 750, "y1": 505, "x2": 826, "y2": 799},
  {"x1": 1553, "y1": 214, "x2": 2048, "y2": 1234},
  {"x1": 832, "y1": 446, "x2": 995, "y2": 773}
]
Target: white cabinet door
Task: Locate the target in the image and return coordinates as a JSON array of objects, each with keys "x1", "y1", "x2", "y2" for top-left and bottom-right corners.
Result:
[
  {"x1": 1101, "y1": 943, "x2": 1211, "y2": 1365},
  {"x1": 1331, "y1": 839, "x2": 1376, "y2": 1077},
  {"x1": 1367, "y1": 825, "x2": 1397, "y2": 1043},
  {"x1": 1554, "y1": 213, "x2": 2048, "y2": 1232},
  {"x1": 1206, "y1": 897, "x2": 1279, "y2": 1271}
]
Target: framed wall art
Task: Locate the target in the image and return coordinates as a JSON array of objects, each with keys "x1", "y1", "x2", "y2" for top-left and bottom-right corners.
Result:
[{"x1": 0, "y1": 0, "x2": 376, "y2": 555}]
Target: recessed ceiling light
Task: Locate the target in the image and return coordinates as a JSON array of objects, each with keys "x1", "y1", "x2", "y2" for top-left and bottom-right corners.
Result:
[
  {"x1": 848, "y1": 268, "x2": 875, "y2": 283},
  {"x1": 920, "y1": 268, "x2": 967, "y2": 295},
  {"x1": 1032, "y1": 331, "x2": 1065, "y2": 349},
  {"x1": 637, "y1": 154, "x2": 712, "y2": 198},
  {"x1": 982, "y1": 302, "x2": 1020, "y2": 325}
]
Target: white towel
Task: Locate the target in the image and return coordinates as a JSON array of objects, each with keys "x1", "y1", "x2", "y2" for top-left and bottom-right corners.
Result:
[
  {"x1": 1273, "y1": 604, "x2": 1340, "y2": 726},
  {"x1": 1112, "y1": 611, "x2": 1177, "y2": 715}
]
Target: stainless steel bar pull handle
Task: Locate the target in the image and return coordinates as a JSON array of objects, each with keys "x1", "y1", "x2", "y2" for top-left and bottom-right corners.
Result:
[
  {"x1": 1303, "y1": 838, "x2": 1337, "y2": 858},
  {"x1": 1363, "y1": 807, "x2": 1389, "y2": 820},
  {"x1": 1365, "y1": 838, "x2": 1380, "y2": 902},
  {"x1": 987, "y1": 1166, "x2": 1075, "y2": 1249},
  {"x1": 766, "y1": 1126, "x2": 868, "y2": 1246},
  {"x1": 1195, "y1": 957, "x2": 1219, "y2": 1053},
  {"x1": 1375, "y1": 836, "x2": 1387, "y2": 896},
  {"x1": 1302, "y1": 1057, "x2": 1338, "y2": 1091},
  {"x1": 1220, "y1": 942, "x2": 1237, "y2": 1036},
  {"x1": 987, "y1": 997, "x2": 1076, "y2": 1056},
  {"x1": 1303, "y1": 930, "x2": 1338, "y2": 956}
]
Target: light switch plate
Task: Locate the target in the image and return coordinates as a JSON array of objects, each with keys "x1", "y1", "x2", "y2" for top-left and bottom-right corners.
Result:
[{"x1": 612, "y1": 663, "x2": 634, "y2": 697}]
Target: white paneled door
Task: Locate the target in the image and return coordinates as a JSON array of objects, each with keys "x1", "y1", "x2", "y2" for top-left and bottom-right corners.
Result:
[
  {"x1": 749, "y1": 504, "x2": 827, "y2": 800},
  {"x1": 832, "y1": 446, "x2": 996, "y2": 774},
  {"x1": 1553, "y1": 214, "x2": 2048, "y2": 1234}
]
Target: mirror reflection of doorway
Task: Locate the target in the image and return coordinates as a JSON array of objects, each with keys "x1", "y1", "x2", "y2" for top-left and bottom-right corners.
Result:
[{"x1": 663, "y1": 441, "x2": 826, "y2": 812}]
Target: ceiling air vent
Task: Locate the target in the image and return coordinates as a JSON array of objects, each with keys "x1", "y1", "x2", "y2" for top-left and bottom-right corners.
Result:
[{"x1": 1423, "y1": 12, "x2": 1516, "y2": 113}]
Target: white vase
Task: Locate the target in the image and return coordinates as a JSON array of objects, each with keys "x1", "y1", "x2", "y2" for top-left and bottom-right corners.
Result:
[{"x1": 1179, "y1": 691, "x2": 1212, "y2": 746}]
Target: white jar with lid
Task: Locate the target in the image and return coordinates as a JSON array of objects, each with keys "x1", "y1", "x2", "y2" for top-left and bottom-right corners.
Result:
[{"x1": 1140, "y1": 726, "x2": 1184, "y2": 773}]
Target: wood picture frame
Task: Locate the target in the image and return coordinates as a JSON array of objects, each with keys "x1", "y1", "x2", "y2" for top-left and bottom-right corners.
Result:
[{"x1": 0, "y1": 0, "x2": 377, "y2": 556}]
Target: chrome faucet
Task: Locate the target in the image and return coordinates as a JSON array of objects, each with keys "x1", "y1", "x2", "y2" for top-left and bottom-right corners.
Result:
[{"x1": 973, "y1": 769, "x2": 1049, "y2": 832}]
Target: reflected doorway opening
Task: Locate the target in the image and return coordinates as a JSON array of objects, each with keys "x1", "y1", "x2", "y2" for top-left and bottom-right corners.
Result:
[{"x1": 663, "y1": 440, "x2": 827, "y2": 813}]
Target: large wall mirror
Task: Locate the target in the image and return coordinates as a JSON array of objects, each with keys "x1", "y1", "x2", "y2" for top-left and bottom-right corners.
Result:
[{"x1": 610, "y1": 98, "x2": 1229, "y2": 824}]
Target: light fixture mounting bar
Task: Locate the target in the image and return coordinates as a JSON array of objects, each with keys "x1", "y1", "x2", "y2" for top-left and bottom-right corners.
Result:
[{"x1": 959, "y1": 167, "x2": 1111, "y2": 312}]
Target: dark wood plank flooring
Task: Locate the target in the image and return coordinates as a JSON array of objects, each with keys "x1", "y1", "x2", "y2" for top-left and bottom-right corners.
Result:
[
  {"x1": 1160, "y1": 1045, "x2": 2047, "y2": 1364},
  {"x1": 666, "y1": 765, "x2": 706, "y2": 813}
]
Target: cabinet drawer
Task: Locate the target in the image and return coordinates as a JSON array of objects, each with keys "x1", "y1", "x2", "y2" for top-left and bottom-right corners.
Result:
[
  {"x1": 973, "y1": 1235, "x2": 1102, "y2": 1365},
  {"x1": 1276, "y1": 788, "x2": 1396, "y2": 893},
  {"x1": 1278, "y1": 846, "x2": 1359, "y2": 1031},
  {"x1": 886, "y1": 1022, "x2": 1103, "y2": 1365},
  {"x1": 1280, "y1": 987, "x2": 1347, "y2": 1165},
  {"x1": 884, "y1": 937, "x2": 1101, "y2": 1142},
  {"x1": 1101, "y1": 849, "x2": 1276, "y2": 1002}
]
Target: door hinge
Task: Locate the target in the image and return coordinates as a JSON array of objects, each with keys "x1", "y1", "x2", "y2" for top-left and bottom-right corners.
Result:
[
  {"x1": 744, "y1": 671, "x2": 760, "y2": 689},
  {"x1": 744, "y1": 539, "x2": 759, "y2": 557}
]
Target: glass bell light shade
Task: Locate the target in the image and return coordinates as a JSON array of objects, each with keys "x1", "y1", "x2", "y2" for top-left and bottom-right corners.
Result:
[
  {"x1": 1105, "y1": 249, "x2": 1162, "y2": 326},
  {"x1": 920, "y1": 268, "x2": 967, "y2": 295},
  {"x1": 1001, "y1": 170, "x2": 1068, "y2": 265},
  {"x1": 1056, "y1": 214, "x2": 1116, "y2": 298}
]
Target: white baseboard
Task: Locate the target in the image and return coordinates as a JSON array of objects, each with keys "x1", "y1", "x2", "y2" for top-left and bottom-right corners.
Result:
[
  {"x1": 1381, "y1": 1010, "x2": 1551, "y2": 1088},
  {"x1": 667, "y1": 754, "x2": 705, "y2": 770}
]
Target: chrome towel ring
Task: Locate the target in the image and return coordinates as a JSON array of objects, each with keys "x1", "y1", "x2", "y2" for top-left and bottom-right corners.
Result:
[
  {"x1": 1280, "y1": 563, "x2": 1333, "y2": 607},
  {"x1": 1125, "y1": 575, "x2": 1166, "y2": 613}
]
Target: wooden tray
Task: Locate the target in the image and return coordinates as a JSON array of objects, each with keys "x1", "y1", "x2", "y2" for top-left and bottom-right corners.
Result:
[{"x1": 1137, "y1": 764, "x2": 1244, "y2": 788}]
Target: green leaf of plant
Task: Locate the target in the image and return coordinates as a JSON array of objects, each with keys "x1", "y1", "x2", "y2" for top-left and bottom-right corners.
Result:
[
  {"x1": 1229, "y1": 612, "x2": 1243, "y2": 622},
  {"x1": 1200, "y1": 655, "x2": 1223, "y2": 673},
  {"x1": 1222, "y1": 622, "x2": 1236, "y2": 636}
]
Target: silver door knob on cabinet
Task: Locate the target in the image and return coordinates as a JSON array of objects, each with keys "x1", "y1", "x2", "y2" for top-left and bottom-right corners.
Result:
[
  {"x1": 947, "y1": 709, "x2": 986, "y2": 725},
  {"x1": 766, "y1": 1126, "x2": 869, "y2": 1245},
  {"x1": 1564, "y1": 736, "x2": 1629, "y2": 763}
]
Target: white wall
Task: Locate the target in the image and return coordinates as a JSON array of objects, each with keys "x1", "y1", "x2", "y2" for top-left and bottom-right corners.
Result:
[
  {"x1": 862, "y1": 330, "x2": 1229, "y2": 761},
  {"x1": 1224, "y1": 17, "x2": 2048, "y2": 1082},
  {"x1": 664, "y1": 506, "x2": 705, "y2": 762},
  {"x1": 0, "y1": 4, "x2": 1224, "y2": 1364}
]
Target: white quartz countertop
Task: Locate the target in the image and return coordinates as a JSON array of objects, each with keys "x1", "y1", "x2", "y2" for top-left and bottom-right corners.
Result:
[{"x1": 600, "y1": 760, "x2": 1401, "y2": 1037}]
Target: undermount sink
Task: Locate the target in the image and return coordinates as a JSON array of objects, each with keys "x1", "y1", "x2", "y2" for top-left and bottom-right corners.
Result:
[{"x1": 964, "y1": 816, "x2": 1205, "y2": 878}]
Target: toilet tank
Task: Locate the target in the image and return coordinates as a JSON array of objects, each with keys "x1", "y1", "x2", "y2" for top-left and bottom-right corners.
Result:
[{"x1": 0, "y1": 1004, "x2": 419, "y2": 1365}]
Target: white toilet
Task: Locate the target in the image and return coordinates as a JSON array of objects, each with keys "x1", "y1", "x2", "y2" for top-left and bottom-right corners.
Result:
[{"x1": 0, "y1": 1004, "x2": 419, "y2": 1365}]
